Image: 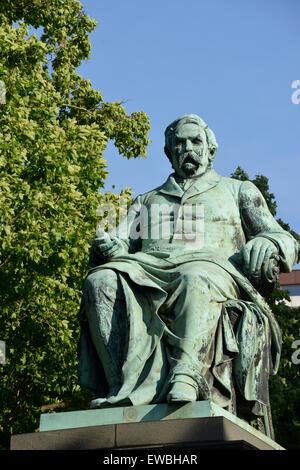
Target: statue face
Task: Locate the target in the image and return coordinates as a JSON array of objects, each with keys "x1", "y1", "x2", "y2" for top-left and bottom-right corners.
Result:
[{"x1": 170, "y1": 123, "x2": 210, "y2": 178}]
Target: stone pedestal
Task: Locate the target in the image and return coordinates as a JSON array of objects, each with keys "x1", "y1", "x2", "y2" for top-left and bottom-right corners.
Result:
[{"x1": 10, "y1": 401, "x2": 284, "y2": 451}]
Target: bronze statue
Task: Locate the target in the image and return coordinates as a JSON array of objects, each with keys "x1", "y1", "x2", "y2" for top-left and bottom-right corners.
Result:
[{"x1": 78, "y1": 114, "x2": 298, "y2": 438}]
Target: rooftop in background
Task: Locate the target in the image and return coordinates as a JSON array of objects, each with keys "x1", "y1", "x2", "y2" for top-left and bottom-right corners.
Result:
[
  {"x1": 280, "y1": 270, "x2": 300, "y2": 308},
  {"x1": 280, "y1": 270, "x2": 300, "y2": 286}
]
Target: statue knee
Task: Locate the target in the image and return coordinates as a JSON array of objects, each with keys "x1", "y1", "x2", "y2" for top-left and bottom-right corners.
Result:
[
  {"x1": 181, "y1": 272, "x2": 210, "y2": 294},
  {"x1": 84, "y1": 269, "x2": 118, "y2": 293}
]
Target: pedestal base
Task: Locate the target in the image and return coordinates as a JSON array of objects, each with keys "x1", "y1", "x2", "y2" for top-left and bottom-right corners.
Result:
[{"x1": 10, "y1": 401, "x2": 284, "y2": 451}]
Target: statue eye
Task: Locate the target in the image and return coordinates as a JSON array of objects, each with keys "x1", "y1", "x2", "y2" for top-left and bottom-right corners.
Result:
[{"x1": 193, "y1": 138, "x2": 202, "y2": 145}]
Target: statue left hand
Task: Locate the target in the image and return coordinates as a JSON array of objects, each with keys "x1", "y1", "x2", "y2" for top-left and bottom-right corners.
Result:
[{"x1": 239, "y1": 236, "x2": 278, "y2": 275}]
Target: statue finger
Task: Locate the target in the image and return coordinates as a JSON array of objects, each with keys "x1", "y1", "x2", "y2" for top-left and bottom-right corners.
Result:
[
  {"x1": 104, "y1": 247, "x2": 122, "y2": 259},
  {"x1": 102, "y1": 242, "x2": 122, "y2": 255},
  {"x1": 93, "y1": 239, "x2": 107, "y2": 248},
  {"x1": 253, "y1": 246, "x2": 266, "y2": 273},
  {"x1": 97, "y1": 241, "x2": 117, "y2": 253},
  {"x1": 242, "y1": 244, "x2": 253, "y2": 270},
  {"x1": 249, "y1": 246, "x2": 260, "y2": 273},
  {"x1": 244, "y1": 244, "x2": 254, "y2": 271},
  {"x1": 262, "y1": 246, "x2": 276, "y2": 265}
]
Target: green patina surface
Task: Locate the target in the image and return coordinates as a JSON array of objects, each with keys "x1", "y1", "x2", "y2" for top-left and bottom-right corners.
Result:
[
  {"x1": 77, "y1": 114, "x2": 298, "y2": 439},
  {"x1": 39, "y1": 401, "x2": 284, "y2": 450}
]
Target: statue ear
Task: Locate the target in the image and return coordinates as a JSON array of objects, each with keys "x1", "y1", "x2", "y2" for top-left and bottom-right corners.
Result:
[{"x1": 209, "y1": 146, "x2": 217, "y2": 161}]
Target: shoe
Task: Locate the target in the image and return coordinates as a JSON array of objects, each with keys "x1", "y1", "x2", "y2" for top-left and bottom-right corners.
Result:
[
  {"x1": 90, "y1": 397, "x2": 108, "y2": 409},
  {"x1": 167, "y1": 374, "x2": 198, "y2": 403},
  {"x1": 90, "y1": 385, "x2": 121, "y2": 409}
]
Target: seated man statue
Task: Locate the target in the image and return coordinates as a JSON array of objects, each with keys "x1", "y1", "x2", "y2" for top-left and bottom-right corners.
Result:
[{"x1": 78, "y1": 114, "x2": 298, "y2": 438}]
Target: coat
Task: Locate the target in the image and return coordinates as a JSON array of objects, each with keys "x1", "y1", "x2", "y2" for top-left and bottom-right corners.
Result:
[{"x1": 78, "y1": 169, "x2": 298, "y2": 413}]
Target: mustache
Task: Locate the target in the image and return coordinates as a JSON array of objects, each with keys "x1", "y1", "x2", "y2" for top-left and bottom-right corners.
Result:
[{"x1": 179, "y1": 151, "x2": 202, "y2": 166}]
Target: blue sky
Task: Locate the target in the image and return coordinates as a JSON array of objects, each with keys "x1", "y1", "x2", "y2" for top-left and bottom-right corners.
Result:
[{"x1": 77, "y1": 0, "x2": 300, "y2": 263}]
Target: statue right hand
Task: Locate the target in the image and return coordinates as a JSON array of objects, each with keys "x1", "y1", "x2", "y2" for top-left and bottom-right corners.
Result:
[{"x1": 93, "y1": 237, "x2": 125, "y2": 260}]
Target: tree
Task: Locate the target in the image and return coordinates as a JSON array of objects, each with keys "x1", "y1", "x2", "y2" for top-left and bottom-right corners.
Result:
[
  {"x1": 231, "y1": 166, "x2": 300, "y2": 449},
  {"x1": 0, "y1": 0, "x2": 150, "y2": 450}
]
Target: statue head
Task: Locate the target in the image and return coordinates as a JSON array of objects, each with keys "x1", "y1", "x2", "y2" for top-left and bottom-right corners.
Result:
[{"x1": 164, "y1": 114, "x2": 218, "y2": 178}]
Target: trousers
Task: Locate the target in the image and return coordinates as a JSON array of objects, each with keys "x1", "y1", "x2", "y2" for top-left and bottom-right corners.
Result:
[{"x1": 83, "y1": 260, "x2": 240, "y2": 401}]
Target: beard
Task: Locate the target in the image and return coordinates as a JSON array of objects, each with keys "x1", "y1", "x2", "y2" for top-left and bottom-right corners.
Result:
[
  {"x1": 179, "y1": 151, "x2": 201, "y2": 175},
  {"x1": 172, "y1": 148, "x2": 210, "y2": 179}
]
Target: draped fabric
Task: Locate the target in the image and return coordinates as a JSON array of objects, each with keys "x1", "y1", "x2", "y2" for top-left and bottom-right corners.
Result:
[
  {"x1": 78, "y1": 251, "x2": 279, "y2": 412},
  {"x1": 78, "y1": 171, "x2": 298, "y2": 439}
]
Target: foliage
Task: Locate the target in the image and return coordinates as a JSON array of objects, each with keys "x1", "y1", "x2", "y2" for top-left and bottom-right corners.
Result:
[
  {"x1": 0, "y1": 0, "x2": 150, "y2": 450},
  {"x1": 267, "y1": 290, "x2": 300, "y2": 449},
  {"x1": 231, "y1": 166, "x2": 300, "y2": 449},
  {"x1": 0, "y1": 0, "x2": 298, "y2": 448}
]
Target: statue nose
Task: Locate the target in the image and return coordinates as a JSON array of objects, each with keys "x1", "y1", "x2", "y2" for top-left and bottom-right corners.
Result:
[{"x1": 185, "y1": 140, "x2": 193, "y2": 151}]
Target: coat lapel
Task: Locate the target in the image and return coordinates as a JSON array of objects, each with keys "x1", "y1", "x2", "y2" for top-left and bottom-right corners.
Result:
[
  {"x1": 181, "y1": 169, "x2": 221, "y2": 203},
  {"x1": 158, "y1": 169, "x2": 221, "y2": 202},
  {"x1": 157, "y1": 174, "x2": 184, "y2": 198}
]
